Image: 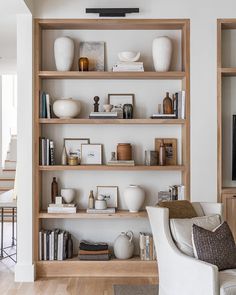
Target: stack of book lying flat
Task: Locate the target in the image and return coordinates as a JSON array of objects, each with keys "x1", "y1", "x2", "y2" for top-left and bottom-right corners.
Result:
[
  {"x1": 139, "y1": 232, "x2": 156, "y2": 261},
  {"x1": 86, "y1": 208, "x2": 116, "y2": 214},
  {"x1": 47, "y1": 203, "x2": 77, "y2": 214},
  {"x1": 112, "y1": 62, "x2": 144, "y2": 72},
  {"x1": 78, "y1": 240, "x2": 110, "y2": 260},
  {"x1": 107, "y1": 160, "x2": 135, "y2": 166},
  {"x1": 39, "y1": 229, "x2": 71, "y2": 261},
  {"x1": 89, "y1": 112, "x2": 118, "y2": 119}
]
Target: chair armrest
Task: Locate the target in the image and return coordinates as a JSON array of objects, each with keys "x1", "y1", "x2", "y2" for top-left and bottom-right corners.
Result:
[{"x1": 159, "y1": 249, "x2": 219, "y2": 295}]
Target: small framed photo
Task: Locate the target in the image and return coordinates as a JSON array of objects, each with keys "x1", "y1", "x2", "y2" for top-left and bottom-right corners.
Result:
[
  {"x1": 157, "y1": 191, "x2": 171, "y2": 203},
  {"x1": 97, "y1": 186, "x2": 118, "y2": 208},
  {"x1": 155, "y1": 138, "x2": 177, "y2": 165},
  {"x1": 108, "y1": 94, "x2": 134, "y2": 108},
  {"x1": 81, "y1": 144, "x2": 103, "y2": 165},
  {"x1": 64, "y1": 138, "x2": 90, "y2": 158}
]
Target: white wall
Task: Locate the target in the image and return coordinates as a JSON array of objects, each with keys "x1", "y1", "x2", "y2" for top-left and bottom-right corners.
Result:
[{"x1": 16, "y1": 0, "x2": 236, "y2": 282}]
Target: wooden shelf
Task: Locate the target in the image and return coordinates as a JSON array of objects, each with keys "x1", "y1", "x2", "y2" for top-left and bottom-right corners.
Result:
[
  {"x1": 38, "y1": 71, "x2": 186, "y2": 80},
  {"x1": 36, "y1": 256, "x2": 157, "y2": 278},
  {"x1": 38, "y1": 209, "x2": 147, "y2": 219},
  {"x1": 39, "y1": 118, "x2": 186, "y2": 125},
  {"x1": 221, "y1": 187, "x2": 236, "y2": 194},
  {"x1": 221, "y1": 68, "x2": 236, "y2": 76},
  {"x1": 39, "y1": 165, "x2": 185, "y2": 171}
]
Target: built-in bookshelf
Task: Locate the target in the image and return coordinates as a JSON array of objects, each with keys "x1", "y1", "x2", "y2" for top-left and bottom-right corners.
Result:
[{"x1": 34, "y1": 18, "x2": 190, "y2": 278}]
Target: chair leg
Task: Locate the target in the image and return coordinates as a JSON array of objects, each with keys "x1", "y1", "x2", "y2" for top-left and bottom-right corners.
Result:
[{"x1": 1, "y1": 208, "x2": 3, "y2": 258}]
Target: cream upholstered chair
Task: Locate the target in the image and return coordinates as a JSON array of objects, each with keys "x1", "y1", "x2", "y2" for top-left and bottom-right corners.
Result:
[{"x1": 147, "y1": 203, "x2": 236, "y2": 295}]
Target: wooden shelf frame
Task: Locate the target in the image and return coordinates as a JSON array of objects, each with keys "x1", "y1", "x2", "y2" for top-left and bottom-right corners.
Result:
[
  {"x1": 34, "y1": 18, "x2": 190, "y2": 278},
  {"x1": 38, "y1": 209, "x2": 147, "y2": 219},
  {"x1": 38, "y1": 70, "x2": 185, "y2": 80},
  {"x1": 36, "y1": 256, "x2": 157, "y2": 278},
  {"x1": 39, "y1": 165, "x2": 186, "y2": 171},
  {"x1": 39, "y1": 118, "x2": 186, "y2": 125}
]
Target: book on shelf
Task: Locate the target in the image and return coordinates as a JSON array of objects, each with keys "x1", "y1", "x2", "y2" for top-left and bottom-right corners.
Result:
[
  {"x1": 39, "y1": 229, "x2": 72, "y2": 261},
  {"x1": 47, "y1": 205, "x2": 77, "y2": 214},
  {"x1": 89, "y1": 112, "x2": 118, "y2": 119},
  {"x1": 49, "y1": 203, "x2": 77, "y2": 208},
  {"x1": 150, "y1": 114, "x2": 177, "y2": 119},
  {"x1": 158, "y1": 185, "x2": 185, "y2": 202},
  {"x1": 40, "y1": 137, "x2": 55, "y2": 165},
  {"x1": 86, "y1": 208, "x2": 116, "y2": 214},
  {"x1": 139, "y1": 232, "x2": 155, "y2": 261},
  {"x1": 40, "y1": 91, "x2": 52, "y2": 119},
  {"x1": 112, "y1": 61, "x2": 144, "y2": 72},
  {"x1": 107, "y1": 160, "x2": 135, "y2": 166},
  {"x1": 175, "y1": 90, "x2": 186, "y2": 119}
]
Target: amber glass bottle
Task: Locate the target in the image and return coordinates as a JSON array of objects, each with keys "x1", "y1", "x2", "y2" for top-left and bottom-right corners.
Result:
[
  {"x1": 51, "y1": 177, "x2": 58, "y2": 204},
  {"x1": 163, "y1": 92, "x2": 173, "y2": 114}
]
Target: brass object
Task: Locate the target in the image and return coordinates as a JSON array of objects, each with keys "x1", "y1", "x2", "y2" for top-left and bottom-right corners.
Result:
[
  {"x1": 79, "y1": 57, "x2": 89, "y2": 71},
  {"x1": 68, "y1": 155, "x2": 79, "y2": 166}
]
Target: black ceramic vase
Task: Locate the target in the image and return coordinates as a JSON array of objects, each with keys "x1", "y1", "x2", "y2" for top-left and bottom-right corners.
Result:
[{"x1": 123, "y1": 104, "x2": 133, "y2": 119}]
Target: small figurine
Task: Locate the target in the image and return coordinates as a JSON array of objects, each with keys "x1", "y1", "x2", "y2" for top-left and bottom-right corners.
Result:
[
  {"x1": 110, "y1": 152, "x2": 116, "y2": 161},
  {"x1": 94, "y1": 96, "x2": 100, "y2": 112}
]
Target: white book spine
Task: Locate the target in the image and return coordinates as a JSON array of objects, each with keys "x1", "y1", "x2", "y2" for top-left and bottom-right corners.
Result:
[
  {"x1": 46, "y1": 94, "x2": 51, "y2": 119},
  {"x1": 181, "y1": 91, "x2": 186, "y2": 119},
  {"x1": 39, "y1": 231, "x2": 42, "y2": 260},
  {"x1": 57, "y1": 233, "x2": 61, "y2": 260},
  {"x1": 49, "y1": 233, "x2": 52, "y2": 260},
  {"x1": 46, "y1": 139, "x2": 50, "y2": 165},
  {"x1": 43, "y1": 232, "x2": 47, "y2": 260}
]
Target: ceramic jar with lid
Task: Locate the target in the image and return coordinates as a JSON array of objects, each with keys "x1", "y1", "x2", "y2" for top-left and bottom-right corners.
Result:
[
  {"x1": 117, "y1": 143, "x2": 132, "y2": 160},
  {"x1": 113, "y1": 231, "x2": 134, "y2": 259}
]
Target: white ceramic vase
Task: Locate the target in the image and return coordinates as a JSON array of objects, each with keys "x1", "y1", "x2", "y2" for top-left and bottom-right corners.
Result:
[
  {"x1": 54, "y1": 37, "x2": 74, "y2": 71},
  {"x1": 124, "y1": 185, "x2": 145, "y2": 213},
  {"x1": 152, "y1": 36, "x2": 172, "y2": 72},
  {"x1": 113, "y1": 231, "x2": 134, "y2": 259},
  {"x1": 61, "y1": 188, "x2": 75, "y2": 204},
  {"x1": 53, "y1": 98, "x2": 81, "y2": 119}
]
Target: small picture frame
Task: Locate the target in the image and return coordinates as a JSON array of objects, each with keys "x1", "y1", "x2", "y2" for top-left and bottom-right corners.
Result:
[
  {"x1": 108, "y1": 94, "x2": 134, "y2": 108},
  {"x1": 155, "y1": 138, "x2": 177, "y2": 165},
  {"x1": 97, "y1": 186, "x2": 118, "y2": 208},
  {"x1": 157, "y1": 191, "x2": 171, "y2": 203},
  {"x1": 64, "y1": 138, "x2": 90, "y2": 159},
  {"x1": 81, "y1": 144, "x2": 103, "y2": 165}
]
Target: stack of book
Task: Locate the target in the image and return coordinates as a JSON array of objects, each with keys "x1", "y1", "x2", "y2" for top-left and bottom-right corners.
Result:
[
  {"x1": 139, "y1": 232, "x2": 155, "y2": 261},
  {"x1": 48, "y1": 203, "x2": 77, "y2": 214},
  {"x1": 78, "y1": 240, "x2": 110, "y2": 260},
  {"x1": 112, "y1": 62, "x2": 144, "y2": 72},
  {"x1": 40, "y1": 91, "x2": 52, "y2": 118},
  {"x1": 107, "y1": 160, "x2": 135, "y2": 166},
  {"x1": 39, "y1": 229, "x2": 71, "y2": 261},
  {"x1": 169, "y1": 185, "x2": 185, "y2": 200},
  {"x1": 89, "y1": 112, "x2": 118, "y2": 119},
  {"x1": 40, "y1": 137, "x2": 55, "y2": 165},
  {"x1": 86, "y1": 208, "x2": 116, "y2": 214}
]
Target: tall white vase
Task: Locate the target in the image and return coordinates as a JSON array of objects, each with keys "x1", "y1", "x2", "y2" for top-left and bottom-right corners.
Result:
[
  {"x1": 124, "y1": 185, "x2": 145, "y2": 212},
  {"x1": 152, "y1": 36, "x2": 172, "y2": 72},
  {"x1": 54, "y1": 37, "x2": 74, "y2": 71}
]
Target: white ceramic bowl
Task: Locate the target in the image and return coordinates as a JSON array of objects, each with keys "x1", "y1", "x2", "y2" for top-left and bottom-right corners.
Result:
[
  {"x1": 118, "y1": 51, "x2": 140, "y2": 62},
  {"x1": 103, "y1": 104, "x2": 113, "y2": 112},
  {"x1": 53, "y1": 98, "x2": 81, "y2": 119},
  {"x1": 61, "y1": 188, "x2": 75, "y2": 204}
]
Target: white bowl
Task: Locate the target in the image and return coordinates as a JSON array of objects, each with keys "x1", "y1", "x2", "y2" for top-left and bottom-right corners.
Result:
[
  {"x1": 53, "y1": 98, "x2": 81, "y2": 119},
  {"x1": 103, "y1": 104, "x2": 113, "y2": 112},
  {"x1": 61, "y1": 188, "x2": 75, "y2": 204},
  {"x1": 118, "y1": 51, "x2": 140, "y2": 62}
]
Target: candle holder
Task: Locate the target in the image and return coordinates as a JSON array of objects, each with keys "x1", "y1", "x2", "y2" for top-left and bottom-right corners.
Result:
[{"x1": 79, "y1": 57, "x2": 89, "y2": 71}]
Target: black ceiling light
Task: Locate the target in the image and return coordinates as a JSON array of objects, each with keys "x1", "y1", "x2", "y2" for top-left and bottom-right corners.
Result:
[{"x1": 86, "y1": 8, "x2": 139, "y2": 17}]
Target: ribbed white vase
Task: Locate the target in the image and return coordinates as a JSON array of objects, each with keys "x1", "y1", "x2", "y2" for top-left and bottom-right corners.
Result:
[
  {"x1": 54, "y1": 37, "x2": 74, "y2": 71},
  {"x1": 152, "y1": 36, "x2": 172, "y2": 72}
]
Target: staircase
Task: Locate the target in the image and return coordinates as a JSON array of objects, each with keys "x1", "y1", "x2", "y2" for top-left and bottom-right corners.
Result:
[{"x1": 0, "y1": 135, "x2": 16, "y2": 194}]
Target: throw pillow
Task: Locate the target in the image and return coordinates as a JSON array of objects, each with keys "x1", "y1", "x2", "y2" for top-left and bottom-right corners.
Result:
[
  {"x1": 192, "y1": 222, "x2": 236, "y2": 271},
  {"x1": 170, "y1": 214, "x2": 221, "y2": 256},
  {"x1": 158, "y1": 200, "x2": 197, "y2": 218}
]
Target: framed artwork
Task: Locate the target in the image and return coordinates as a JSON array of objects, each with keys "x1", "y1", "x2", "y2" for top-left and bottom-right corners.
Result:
[
  {"x1": 97, "y1": 186, "x2": 118, "y2": 208},
  {"x1": 64, "y1": 138, "x2": 90, "y2": 158},
  {"x1": 155, "y1": 138, "x2": 177, "y2": 165},
  {"x1": 108, "y1": 94, "x2": 134, "y2": 108},
  {"x1": 79, "y1": 41, "x2": 105, "y2": 71},
  {"x1": 81, "y1": 144, "x2": 103, "y2": 165}
]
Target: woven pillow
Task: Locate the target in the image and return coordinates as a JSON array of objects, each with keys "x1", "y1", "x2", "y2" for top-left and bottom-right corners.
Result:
[
  {"x1": 158, "y1": 200, "x2": 197, "y2": 218},
  {"x1": 192, "y1": 222, "x2": 236, "y2": 271}
]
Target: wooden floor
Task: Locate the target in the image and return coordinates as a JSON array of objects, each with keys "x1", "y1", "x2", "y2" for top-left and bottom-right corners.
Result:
[{"x1": 0, "y1": 224, "x2": 158, "y2": 295}]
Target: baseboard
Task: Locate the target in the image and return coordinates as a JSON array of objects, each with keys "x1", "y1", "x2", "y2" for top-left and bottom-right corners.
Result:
[{"x1": 15, "y1": 263, "x2": 35, "y2": 282}]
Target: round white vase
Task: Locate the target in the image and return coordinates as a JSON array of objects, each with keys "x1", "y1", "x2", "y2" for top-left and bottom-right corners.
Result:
[
  {"x1": 152, "y1": 36, "x2": 172, "y2": 72},
  {"x1": 124, "y1": 185, "x2": 145, "y2": 212},
  {"x1": 53, "y1": 98, "x2": 81, "y2": 119},
  {"x1": 54, "y1": 37, "x2": 74, "y2": 71},
  {"x1": 114, "y1": 231, "x2": 134, "y2": 259},
  {"x1": 61, "y1": 188, "x2": 75, "y2": 204}
]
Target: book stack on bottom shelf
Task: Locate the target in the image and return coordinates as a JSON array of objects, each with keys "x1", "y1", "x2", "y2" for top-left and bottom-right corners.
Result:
[
  {"x1": 139, "y1": 233, "x2": 156, "y2": 261},
  {"x1": 39, "y1": 229, "x2": 73, "y2": 261},
  {"x1": 78, "y1": 240, "x2": 110, "y2": 261}
]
